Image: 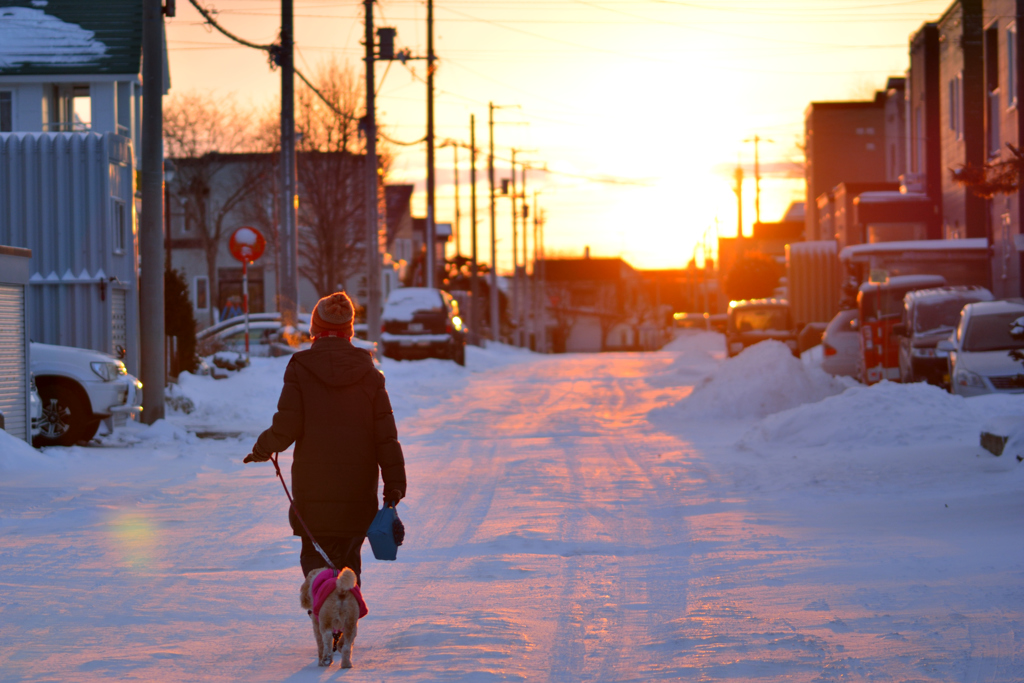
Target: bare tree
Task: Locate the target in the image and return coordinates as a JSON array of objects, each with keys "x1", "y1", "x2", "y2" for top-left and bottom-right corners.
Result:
[
  {"x1": 164, "y1": 92, "x2": 269, "y2": 325},
  {"x1": 291, "y1": 59, "x2": 394, "y2": 300}
]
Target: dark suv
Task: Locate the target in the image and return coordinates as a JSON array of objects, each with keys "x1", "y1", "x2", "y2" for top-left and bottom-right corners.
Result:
[
  {"x1": 894, "y1": 286, "x2": 993, "y2": 386},
  {"x1": 381, "y1": 287, "x2": 466, "y2": 365}
]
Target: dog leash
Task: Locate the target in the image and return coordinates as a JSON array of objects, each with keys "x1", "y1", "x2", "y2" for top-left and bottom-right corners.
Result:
[{"x1": 261, "y1": 451, "x2": 337, "y2": 571}]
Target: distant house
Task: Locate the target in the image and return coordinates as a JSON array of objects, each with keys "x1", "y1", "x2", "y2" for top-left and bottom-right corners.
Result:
[
  {"x1": 804, "y1": 94, "x2": 889, "y2": 241},
  {"x1": 540, "y1": 253, "x2": 661, "y2": 353},
  {"x1": 0, "y1": 0, "x2": 154, "y2": 162},
  {"x1": 168, "y1": 150, "x2": 408, "y2": 325},
  {"x1": 0, "y1": 0, "x2": 150, "y2": 372}
]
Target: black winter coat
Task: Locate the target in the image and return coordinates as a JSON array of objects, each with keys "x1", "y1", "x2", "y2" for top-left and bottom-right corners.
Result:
[{"x1": 255, "y1": 337, "x2": 406, "y2": 538}]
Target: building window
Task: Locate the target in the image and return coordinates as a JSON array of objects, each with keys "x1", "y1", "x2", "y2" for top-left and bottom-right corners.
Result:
[
  {"x1": 0, "y1": 91, "x2": 11, "y2": 132},
  {"x1": 111, "y1": 198, "x2": 126, "y2": 253},
  {"x1": 987, "y1": 26, "x2": 1001, "y2": 157},
  {"x1": 913, "y1": 106, "x2": 922, "y2": 173},
  {"x1": 949, "y1": 73, "x2": 963, "y2": 140},
  {"x1": 194, "y1": 276, "x2": 209, "y2": 311},
  {"x1": 1009, "y1": 24, "x2": 1018, "y2": 107}
]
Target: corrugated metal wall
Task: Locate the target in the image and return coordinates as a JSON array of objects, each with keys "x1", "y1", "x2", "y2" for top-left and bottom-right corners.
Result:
[
  {"x1": 787, "y1": 240, "x2": 841, "y2": 326},
  {"x1": 0, "y1": 283, "x2": 27, "y2": 441},
  {"x1": 0, "y1": 132, "x2": 140, "y2": 376}
]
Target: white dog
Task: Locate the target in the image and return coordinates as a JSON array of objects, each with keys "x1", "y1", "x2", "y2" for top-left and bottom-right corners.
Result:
[{"x1": 299, "y1": 566, "x2": 365, "y2": 668}]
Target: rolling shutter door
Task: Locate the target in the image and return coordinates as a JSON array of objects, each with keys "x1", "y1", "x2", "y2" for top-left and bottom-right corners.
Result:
[
  {"x1": 112, "y1": 288, "x2": 127, "y2": 357},
  {"x1": 0, "y1": 284, "x2": 27, "y2": 441}
]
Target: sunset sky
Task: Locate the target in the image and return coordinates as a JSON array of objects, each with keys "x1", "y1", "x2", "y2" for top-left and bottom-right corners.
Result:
[{"x1": 166, "y1": 0, "x2": 953, "y2": 273}]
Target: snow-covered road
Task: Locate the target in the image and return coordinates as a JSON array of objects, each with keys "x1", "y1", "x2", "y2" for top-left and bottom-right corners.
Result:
[{"x1": 1, "y1": 333, "x2": 1023, "y2": 681}]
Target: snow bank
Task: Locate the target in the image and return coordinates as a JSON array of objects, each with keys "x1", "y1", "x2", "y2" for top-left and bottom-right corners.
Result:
[
  {"x1": 743, "y1": 380, "x2": 1024, "y2": 450},
  {"x1": 168, "y1": 341, "x2": 540, "y2": 435},
  {"x1": 0, "y1": 429, "x2": 58, "y2": 471},
  {"x1": 678, "y1": 340, "x2": 847, "y2": 419}
]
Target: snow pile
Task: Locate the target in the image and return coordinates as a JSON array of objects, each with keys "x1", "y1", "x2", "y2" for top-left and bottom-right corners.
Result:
[
  {"x1": 168, "y1": 341, "x2": 539, "y2": 435},
  {"x1": 743, "y1": 381, "x2": 1024, "y2": 449},
  {"x1": 678, "y1": 340, "x2": 847, "y2": 419},
  {"x1": 0, "y1": 429, "x2": 58, "y2": 471},
  {"x1": 172, "y1": 357, "x2": 289, "y2": 434}
]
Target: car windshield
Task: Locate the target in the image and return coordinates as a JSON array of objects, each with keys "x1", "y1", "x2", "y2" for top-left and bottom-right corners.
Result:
[
  {"x1": 860, "y1": 286, "x2": 917, "y2": 321},
  {"x1": 914, "y1": 298, "x2": 974, "y2": 335},
  {"x1": 963, "y1": 312, "x2": 1024, "y2": 352},
  {"x1": 732, "y1": 307, "x2": 790, "y2": 333}
]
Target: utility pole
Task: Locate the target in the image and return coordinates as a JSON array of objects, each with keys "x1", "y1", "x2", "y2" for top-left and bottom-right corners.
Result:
[
  {"x1": 488, "y1": 102, "x2": 498, "y2": 341},
  {"x1": 280, "y1": 0, "x2": 299, "y2": 331},
  {"x1": 509, "y1": 149, "x2": 518, "y2": 345},
  {"x1": 733, "y1": 164, "x2": 744, "y2": 253},
  {"x1": 470, "y1": 114, "x2": 481, "y2": 346},
  {"x1": 744, "y1": 135, "x2": 772, "y2": 226},
  {"x1": 537, "y1": 200, "x2": 546, "y2": 353},
  {"x1": 520, "y1": 164, "x2": 528, "y2": 348},
  {"x1": 452, "y1": 142, "x2": 460, "y2": 258},
  {"x1": 425, "y1": 0, "x2": 436, "y2": 288},
  {"x1": 364, "y1": 0, "x2": 382, "y2": 342},
  {"x1": 140, "y1": 0, "x2": 165, "y2": 422}
]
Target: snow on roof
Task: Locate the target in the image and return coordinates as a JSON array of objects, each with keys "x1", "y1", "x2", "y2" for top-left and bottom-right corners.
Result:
[
  {"x1": 840, "y1": 238, "x2": 988, "y2": 261},
  {"x1": 383, "y1": 287, "x2": 444, "y2": 321},
  {"x1": 904, "y1": 286, "x2": 993, "y2": 305},
  {"x1": 0, "y1": 6, "x2": 106, "y2": 68},
  {"x1": 963, "y1": 299, "x2": 1024, "y2": 315},
  {"x1": 858, "y1": 274, "x2": 946, "y2": 293}
]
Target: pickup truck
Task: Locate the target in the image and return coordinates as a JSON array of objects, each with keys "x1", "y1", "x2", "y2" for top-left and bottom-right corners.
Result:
[{"x1": 31, "y1": 342, "x2": 143, "y2": 446}]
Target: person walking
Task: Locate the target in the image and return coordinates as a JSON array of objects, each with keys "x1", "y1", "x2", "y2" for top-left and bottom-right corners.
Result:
[{"x1": 245, "y1": 292, "x2": 406, "y2": 581}]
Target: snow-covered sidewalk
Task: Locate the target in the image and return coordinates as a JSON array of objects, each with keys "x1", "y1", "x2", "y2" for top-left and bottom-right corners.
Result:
[{"x1": 1, "y1": 334, "x2": 1022, "y2": 681}]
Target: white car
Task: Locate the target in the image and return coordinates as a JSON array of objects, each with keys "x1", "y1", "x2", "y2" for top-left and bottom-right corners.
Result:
[
  {"x1": 31, "y1": 342, "x2": 143, "y2": 446},
  {"x1": 937, "y1": 300, "x2": 1024, "y2": 397},
  {"x1": 821, "y1": 309, "x2": 860, "y2": 378}
]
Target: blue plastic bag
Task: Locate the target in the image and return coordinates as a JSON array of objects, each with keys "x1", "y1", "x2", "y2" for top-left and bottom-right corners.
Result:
[{"x1": 367, "y1": 506, "x2": 399, "y2": 561}]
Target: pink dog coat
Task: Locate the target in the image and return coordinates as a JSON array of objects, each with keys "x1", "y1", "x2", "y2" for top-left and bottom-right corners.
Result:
[{"x1": 311, "y1": 569, "x2": 368, "y2": 619}]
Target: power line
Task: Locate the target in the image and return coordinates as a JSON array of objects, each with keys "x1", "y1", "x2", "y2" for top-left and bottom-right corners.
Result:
[{"x1": 186, "y1": 0, "x2": 427, "y2": 146}]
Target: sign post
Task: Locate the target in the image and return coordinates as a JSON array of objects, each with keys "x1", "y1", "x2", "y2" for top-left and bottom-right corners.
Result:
[{"x1": 229, "y1": 227, "x2": 267, "y2": 361}]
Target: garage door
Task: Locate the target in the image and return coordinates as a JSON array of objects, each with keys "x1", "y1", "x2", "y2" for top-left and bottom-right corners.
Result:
[{"x1": 0, "y1": 283, "x2": 27, "y2": 441}]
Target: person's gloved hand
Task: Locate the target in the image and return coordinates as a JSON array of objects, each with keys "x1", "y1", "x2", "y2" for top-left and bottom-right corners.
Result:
[
  {"x1": 392, "y1": 516, "x2": 405, "y2": 547},
  {"x1": 383, "y1": 489, "x2": 403, "y2": 508},
  {"x1": 243, "y1": 442, "x2": 272, "y2": 463}
]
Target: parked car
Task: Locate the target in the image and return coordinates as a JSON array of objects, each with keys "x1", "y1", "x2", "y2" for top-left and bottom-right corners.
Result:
[
  {"x1": 821, "y1": 309, "x2": 860, "y2": 378},
  {"x1": 938, "y1": 299, "x2": 1024, "y2": 397},
  {"x1": 381, "y1": 287, "x2": 466, "y2": 365},
  {"x1": 673, "y1": 312, "x2": 709, "y2": 330},
  {"x1": 894, "y1": 286, "x2": 993, "y2": 386},
  {"x1": 857, "y1": 274, "x2": 947, "y2": 384},
  {"x1": 31, "y1": 342, "x2": 143, "y2": 446},
  {"x1": 199, "y1": 315, "x2": 379, "y2": 365},
  {"x1": 196, "y1": 311, "x2": 312, "y2": 342},
  {"x1": 725, "y1": 298, "x2": 797, "y2": 357}
]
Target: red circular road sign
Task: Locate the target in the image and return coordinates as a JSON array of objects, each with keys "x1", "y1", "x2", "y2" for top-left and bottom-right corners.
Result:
[{"x1": 229, "y1": 226, "x2": 266, "y2": 264}]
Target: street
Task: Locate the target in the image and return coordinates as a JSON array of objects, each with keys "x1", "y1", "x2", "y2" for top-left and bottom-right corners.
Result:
[{"x1": 1, "y1": 335, "x2": 1023, "y2": 681}]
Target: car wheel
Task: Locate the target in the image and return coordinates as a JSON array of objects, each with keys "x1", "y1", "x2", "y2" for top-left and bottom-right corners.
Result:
[{"x1": 34, "y1": 381, "x2": 98, "y2": 447}]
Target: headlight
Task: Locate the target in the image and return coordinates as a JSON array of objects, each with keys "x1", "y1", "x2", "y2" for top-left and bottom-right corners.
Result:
[
  {"x1": 90, "y1": 361, "x2": 127, "y2": 382},
  {"x1": 955, "y1": 368, "x2": 986, "y2": 389}
]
